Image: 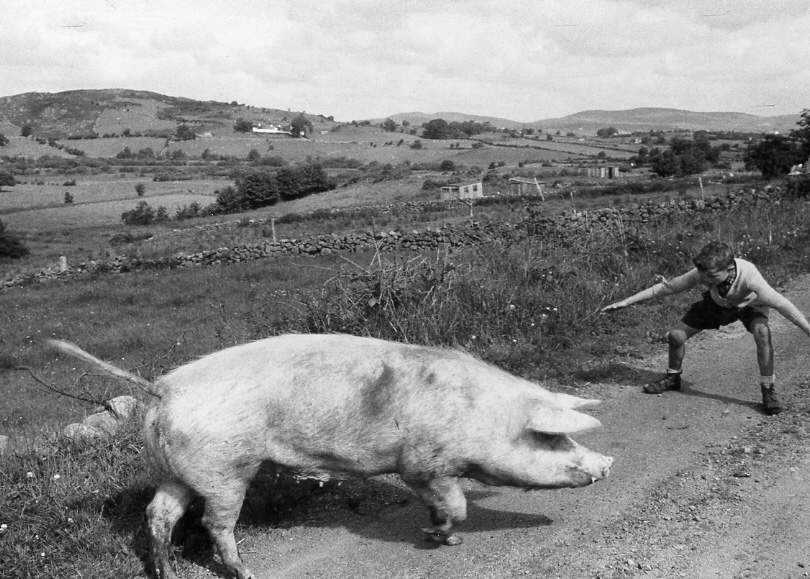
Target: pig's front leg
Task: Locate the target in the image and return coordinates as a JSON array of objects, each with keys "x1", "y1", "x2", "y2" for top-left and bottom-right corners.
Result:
[{"x1": 403, "y1": 475, "x2": 467, "y2": 546}]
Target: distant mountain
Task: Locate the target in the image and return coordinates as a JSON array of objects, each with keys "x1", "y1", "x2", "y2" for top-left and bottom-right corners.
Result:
[
  {"x1": 377, "y1": 107, "x2": 801, "y2": 135},
  {"x1": 532, "y1": 107, "x2": 801, "y2": 135}
]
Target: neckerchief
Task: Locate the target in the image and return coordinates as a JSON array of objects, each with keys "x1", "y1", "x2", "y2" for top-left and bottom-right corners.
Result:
[{"x1": 717, "y1": 263, "x2": 737, "y2": 298}]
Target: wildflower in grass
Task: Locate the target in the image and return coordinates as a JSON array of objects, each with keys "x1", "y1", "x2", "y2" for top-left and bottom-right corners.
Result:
[
  {"x1": 53, "y1": 474, "x2": 61, "y2": 481},
  {"x1": 0, "y1": 524, "x2": 7, "y2": 533},
  {"x1": 26, "y1": 471, "x2": 34, "y2": 478}
]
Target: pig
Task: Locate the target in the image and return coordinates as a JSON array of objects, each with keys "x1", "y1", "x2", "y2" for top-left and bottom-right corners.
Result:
[{"x1": 48, "y1": 334, "x2": 613, "y2": 579}]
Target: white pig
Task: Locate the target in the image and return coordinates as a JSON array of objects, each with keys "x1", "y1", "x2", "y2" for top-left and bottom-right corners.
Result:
[{"x1": 49, "y1": 334, "x2": 613, "y2": 579}]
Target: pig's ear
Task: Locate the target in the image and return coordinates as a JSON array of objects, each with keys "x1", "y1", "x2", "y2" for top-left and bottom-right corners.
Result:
[
  {"x1": 526, "y1": 406, "x2": 603, "y2": 434},
  {"x1": 556, "y1": 393, "x2": 602, "y2": 409}
]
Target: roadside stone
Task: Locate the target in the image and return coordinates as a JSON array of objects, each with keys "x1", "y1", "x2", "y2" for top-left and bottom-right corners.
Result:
[
  {"x1": 83, "y1": 411, "x2": 119, "y2": 435},
  {"x1": 107, "y1": 395, "x2": 140, "y2": 420},
  {"x1": 63, "y1": 422, "x2": 106, "y2": 443}
]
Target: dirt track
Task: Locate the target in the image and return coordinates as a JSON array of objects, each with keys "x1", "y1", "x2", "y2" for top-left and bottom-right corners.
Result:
[{"x1": 181, "y1": 277, "x2": 810, "y2": 579}]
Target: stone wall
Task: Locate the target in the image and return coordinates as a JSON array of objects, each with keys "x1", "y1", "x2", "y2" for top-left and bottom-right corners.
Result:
[{"x1": 0, "y1": 183, "x2": 788, "y2": 291}]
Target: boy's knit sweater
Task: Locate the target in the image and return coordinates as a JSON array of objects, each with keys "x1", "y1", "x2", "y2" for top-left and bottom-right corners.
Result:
[{"x1": 655, "y1": 258, "x2": 780, "y2": 311}]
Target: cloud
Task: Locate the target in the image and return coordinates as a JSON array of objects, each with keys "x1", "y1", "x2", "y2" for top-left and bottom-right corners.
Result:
[{"x1": 0, "y1": 0, "x2": 806, "y2": 121}]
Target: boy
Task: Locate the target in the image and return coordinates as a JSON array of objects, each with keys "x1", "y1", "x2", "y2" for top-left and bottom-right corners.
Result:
[{"x1": 601, "y1": 241, "x2": 810, "y2": 415}]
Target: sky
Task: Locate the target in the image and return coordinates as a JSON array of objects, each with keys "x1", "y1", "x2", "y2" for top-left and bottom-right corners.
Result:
[{"x1": 2, "y1": 0, "x2": 808, "y2": 123}]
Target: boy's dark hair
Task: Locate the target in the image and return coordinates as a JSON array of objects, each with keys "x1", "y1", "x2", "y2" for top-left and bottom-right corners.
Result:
[{"x1": 693, "y1": 241, "x2": 735, "y2": 272}]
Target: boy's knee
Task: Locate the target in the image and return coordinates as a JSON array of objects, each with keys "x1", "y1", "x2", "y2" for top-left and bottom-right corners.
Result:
[
  {"x1": 751, "y1": 322, "x2": 771, "y2": 342},
  {"x1": 667, "y1": 330, "x2": 687, "y2": 347}
]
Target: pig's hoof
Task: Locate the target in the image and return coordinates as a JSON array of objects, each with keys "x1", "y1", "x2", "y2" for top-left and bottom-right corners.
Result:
[
  {"x1": 444, "y1": 533, "x2": 462, "y2": 546},
  {"x1": 423, "y1": 530, "x2": 463, "y2": 546}
]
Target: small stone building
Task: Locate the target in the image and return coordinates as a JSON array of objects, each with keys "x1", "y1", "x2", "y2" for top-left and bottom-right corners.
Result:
[
  {"x1": 508, "y1": 177, "x2": 545, "y2": 198},
  {"x1": 586, "y1": 166, "x2": 620, "y2": 179},
  {"x1": 439, "y1": 182, "x2": 483, "y2": 201}
]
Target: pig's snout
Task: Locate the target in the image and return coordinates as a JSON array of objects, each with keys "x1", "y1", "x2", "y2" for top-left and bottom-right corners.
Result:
[
  {"x1": 597, "y1": 455, "x2": 614, "y2": 479},
  {"x1": 590, "y1": 454, "x2": 614, "y2": 481},
  {"x1": 574, "y1": 454, "x2": 613, "y2": 486}
]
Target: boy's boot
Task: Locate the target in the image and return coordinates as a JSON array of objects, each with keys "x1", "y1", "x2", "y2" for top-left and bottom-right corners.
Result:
[
  {"x1": 644, "y1": 372, "x2": 681, "y2": 394},
  {"x1": 761, "y1": 384, "x2": 783, "y2": 415}
]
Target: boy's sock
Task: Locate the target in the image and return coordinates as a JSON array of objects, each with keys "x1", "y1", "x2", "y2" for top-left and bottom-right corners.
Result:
[
  {"x1": 760, "y1": 375, "x2": 774, "y2": 386},
  {"x1": 667, "y1": 369, "x2": 682, "y2": 375}
]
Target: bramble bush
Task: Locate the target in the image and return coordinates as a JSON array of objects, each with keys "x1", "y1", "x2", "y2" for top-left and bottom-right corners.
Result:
[{"x1": 0, "y1": 218, "x2": 29, "y2": 258}]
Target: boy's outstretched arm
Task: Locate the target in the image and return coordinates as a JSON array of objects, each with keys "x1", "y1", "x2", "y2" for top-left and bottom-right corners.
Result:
[
  {"x1": 601, "y1": 273, "x2": 692, "y2": 313},
  {"x1": 758, "y1": 287, "x2": 810, "y2": 339}
]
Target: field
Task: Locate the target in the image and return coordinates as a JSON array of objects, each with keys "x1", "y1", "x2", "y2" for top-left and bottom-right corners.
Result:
[
  {"x1": 4, "y1": 90, "x2": 810, "y2": 577},
  {"x1": 3, "y1": 177, "x2": 810, "y2": 577}
]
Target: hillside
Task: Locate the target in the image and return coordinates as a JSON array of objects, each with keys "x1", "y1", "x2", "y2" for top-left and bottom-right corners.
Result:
[
  {"x1": 0, "y1": 90, "x2": 802, "y2": 141},
  {"x1": 0, "y1": 89, "x2": 327, "y2": 139}
]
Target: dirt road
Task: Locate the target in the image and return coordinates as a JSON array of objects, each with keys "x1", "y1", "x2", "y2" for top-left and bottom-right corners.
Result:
[{"x1": 182, "y1": 278, "x2": 810, "y2": 579}]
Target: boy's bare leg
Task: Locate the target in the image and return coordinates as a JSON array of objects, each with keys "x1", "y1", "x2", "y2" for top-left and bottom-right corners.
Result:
[
  {"x1": 646, "y1": 322, "x2": 702, "y2": 393},
  {"x1": 750, "y1": 319, "x2": 774, "y2": 376},
  {"x1": 667, "y1": 321, "x2": 702, "y2": 371},
  {"x1": 750, "y1": 319, "x2": 782, "y2": 414}
]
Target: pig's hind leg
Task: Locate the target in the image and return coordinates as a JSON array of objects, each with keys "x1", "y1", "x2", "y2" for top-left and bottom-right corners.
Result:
[
  {"x1": 147, "y1": 480, "x2": 193, "y2": 579},
  {"x1": 404, "y1": 476, "x2": 467, "y2": 546},
  {"x1": 199, "y1": 476, "x2": 255, "y2": 579}
]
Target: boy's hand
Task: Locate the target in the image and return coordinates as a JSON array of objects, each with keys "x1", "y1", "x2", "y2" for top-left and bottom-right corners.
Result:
[{"x1": 601, "y1": 300, "x2": 628, "y2": 312}]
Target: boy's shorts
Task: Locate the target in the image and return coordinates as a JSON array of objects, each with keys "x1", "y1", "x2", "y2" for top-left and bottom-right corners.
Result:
[{"x1": 682, "y1": 291, "x2": 768, "y2": 332}]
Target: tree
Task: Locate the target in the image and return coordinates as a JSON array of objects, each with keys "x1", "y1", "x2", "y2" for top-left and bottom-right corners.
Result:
[
  {"x1": 121, "y1": 201, "x2": 156, "y2": 225},
  {"x1": 290, "y1": 114, "x2": 313, "y2": 138},
  {"x1": 135, "y1": 183, "x2": 146, "y2": 197},
  {"x1": 20, "y1": 125, "x2": 32, "y2": 137},
  {"x1": 287, "y1": 163, "x2": 334, "y2": 200},
  {"x1": 275, "y1": 167, "x2": 301, "y2": 200},
  {"x1": 116, "y1": 146, "x2": 133, "y2": 159},
  {"x1": 382, "y1": 118, "x2": 398, "y2": 132},
  {"x1": 596, "y1": 127, "x2": 618, "y2": 138},
  {"x1": 174, "y1": 124, "x2": 196, "y2": 141},
  {"x1": 744, "y1": 134, "x2": 804, "y2": 179},
  {"x1": 0, "y1": 171, "x2": 15, "y2": 187},
  {"x1": 650, "y1": 137, "x2": 720, "y2": 177},
  {"x1": 788, "y1": 108, "x2": 810, "y2": 159},
  {"x1": 422, "y1": 119, "x2": 452, "y2": 140},
  {"x1": 235, "y1": 171, "x2": 279, "y2": 208},
  {"x1": 0, "y1": 218, "x2": 29, "y2": 258},
  {"x1": 247, "y1": 149, "x2": 261, "y2": 162},
  {"x1": 0, "y1": 132, "x2": 7, "y2": 146},
  {"x1": 215, "y1": 186, "x2": 247, "y2": 213},
  {"x1": 651, "y1": 150, "x2": 681, "y2": 177},
  {"x1": 233, "y1": 118, "x2": 253, "y2": 133}
]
